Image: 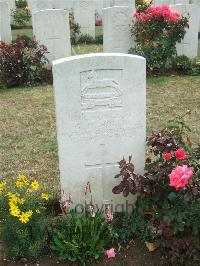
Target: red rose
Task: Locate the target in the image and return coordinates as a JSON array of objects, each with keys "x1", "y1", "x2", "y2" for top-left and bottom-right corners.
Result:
[
  {"x1": 163, "y1": 153, "x2": 171, "y2": 160},
  {"x1": 174, "y1": 149, "x2": 186, "y2": 160}
]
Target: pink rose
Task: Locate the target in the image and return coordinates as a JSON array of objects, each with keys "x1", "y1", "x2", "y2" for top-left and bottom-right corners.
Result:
[
  {"x1": 106, "y1": 248, "x2": 116, "y2": 259},
  {"x1": 163, "y1": 153, "x2": 171, "y2": 160},
  {"x1": 169, "y1": 165, "x2": 193, "y2": 190},
  {"x1": 174, "y1": 149, "x2": 186, "y2": 160}
]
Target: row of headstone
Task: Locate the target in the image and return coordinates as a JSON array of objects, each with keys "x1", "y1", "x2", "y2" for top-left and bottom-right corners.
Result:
[{"x1": 28, "y1": 0, "x2": 95, "y2": 37}]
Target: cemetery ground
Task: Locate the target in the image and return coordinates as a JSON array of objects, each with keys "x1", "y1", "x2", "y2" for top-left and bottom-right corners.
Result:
[
  {"x1": 0, "y1": 75, "x2": 200, "y2": 266},
  {"x1": 0, "y1": 26, "x2": 200, "y2": 265}
]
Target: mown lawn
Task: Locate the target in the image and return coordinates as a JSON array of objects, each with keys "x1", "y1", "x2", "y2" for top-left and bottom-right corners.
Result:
[{"x1": 0, "y1": 76, "x2": 199, "y2": 197}]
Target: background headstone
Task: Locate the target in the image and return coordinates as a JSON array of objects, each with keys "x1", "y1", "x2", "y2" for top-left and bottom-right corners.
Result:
[
  {"x1": 153, "y1": 0, "x2": 175, "y2": 5},
  {"x1": 0, "y1": 1, "x2": 12, "y2": 44},
  {"x1": 192, "y1": 0, "x2": 200, "y2": 32},
  {"x1": 95, "y1": 0, "x2": 104, "y2": 19},
  {"x1": 73, "y1": 0, "x2": 95, "y2": 37},
  {"x1": 111, "y1": 0, "x2": 135, "y2": 7},
  {"x1": 153, "y1": 0, "x2": 189, "y2": 5},
  {"x1": 33, "y1": 9, "x2": 71, "y2": 62},
  {"x1": 5, "y1": 0, "x2": 16, "y2": 24},
  {"x1": 103, "y1": 6, "x2": 134, "y2": 53},
  {"x1": 104, "y1": 0, "x2": 135, "y2": 8},
  {"x1": 170, "y1": 4, "x2": 199, "y2": 58},
  {"x1": 53, "y1": 53, "x2": 146, "y2": 209},
  {"x1": 52, "y1": 0, "x2": 74, "y2": 12},
  {"x1": 29, "y1": 0, "x2": 53, "y2": 13}
]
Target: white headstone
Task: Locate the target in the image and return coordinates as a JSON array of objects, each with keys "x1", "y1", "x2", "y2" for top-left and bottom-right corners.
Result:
[
  {"x1": 103, "y1": 0, "x2": 112, "y2": 8},
  {"x1": 53, "y1": 53, "x2": 146, "y2": 209},
  {"x1": 153, "y1": 0, "x2": 174, "y2": 5},
  {"x1": 0, "y1": 1, "x2": 12, "y2": 44},
  {"x1": 5, "y1": 0, "x2": 16, "y2": 24},
  {"x1": 33, "y1": 9, "x2": 71, "y2": 62},
  {"x1": 73, "y1": 0, "x2": 95, "y2": 37},
  {"x1": 192, "y1": 0, "x2": 200, "y2": 32},
  {"x1": 153, "y1": 0, "x2": 189, "y2": 5},
  {"x1": 104, "y1": 0, "x2": 135, "y2": 8},
  {"x1": 103, "y1": 6, "x2": 134, "y2": 53},
  {"x1": 170, "y1": 4, "x2": 199, "y2": 58},
  {"x1": 95, "y1": 0, "x2": 104, "y2": 19},
  {"x1": 29, "y1": 0, "x2": 53, "y2": 13},
  {"x1": 111, "y1": 0, "x2": 135, "y2": 7},
  {"x1": 175, "y1": 0, "x2": 189, "y2": 3},
  {"x1": 52, "y1": 0, "x2": 74, "y2": 12}
]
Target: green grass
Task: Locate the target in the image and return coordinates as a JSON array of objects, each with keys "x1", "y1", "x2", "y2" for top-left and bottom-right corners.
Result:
[{"x1": 0, "y1": 76, "x2": 199, "y2": 196}]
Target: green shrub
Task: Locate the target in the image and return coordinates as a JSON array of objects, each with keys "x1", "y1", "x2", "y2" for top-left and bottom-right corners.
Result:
[
  {"x1": 0, "y1": 175, "x2": 51, "y2": 260},
  {"x1": 11, "y1": 8, "x2": 31, "y2": 27},
  {"x1": 78, "y1": 34, "x2": 96, "y2": 44},
  {"x1": 16, "y1": 0, "x2": 27, "y2": 9},
  {"x1": 0, "y1": 36, "x2": 48, "y2": 88},
  {"x1": 171, "y1": 55, "x2": 193, "y2": 74},
  {"x1": 51, "y1": 209, "x2": 111, "y2": 264},
  {"x1": 130, "y1": 5, "x2": 189, "y2": 72},
  {"x1": 95, "y1": 34, "x2": 103, "y2": 44},
  {"x1": 69, "y1": 13, "x2": 81, "y2": 45},
  {"x1": 172, "y1": 56, "x2": 200, "y2": 75}
]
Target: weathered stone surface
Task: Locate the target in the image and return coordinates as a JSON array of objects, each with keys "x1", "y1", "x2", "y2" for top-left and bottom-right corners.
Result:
[
  {"x1": 0, "y1": 1, "x2": 12, "y2": 44},
  {"x1": 111, "y1": 0, "x2": 135, "y2": 7},
  {"x1": 103, "y1": 0, "x2": 135, "y2": 8},
  {"x1": 103, "y1": 6, "x2": 134, "y2": 53},
  {"x1": 33, "y1": 9, "x2": 71, "y2": 62},
  {"x1": 29, "y1": 0, "x2": 53, "y2": 13},
  {"x1": 95, "y1": 0, "x2": 104, "y2": 19},
  {"x1": 6, "y1": 0, "x2": 16, "y2": 23},
  {"x1": 170, "y1": 4, "x2": 199, "y2": 58},
  {"x1": 192, "y1": 0, "x2": 200, "y2": 32},
  {"x1": 73, "y1": 0, "x2": 95, "y2": 37},
  {"x1": 53, "y1": 53, "x2": 146, "y2": 209},
  {"x1": 52, "y1": 0, "x2": 74, "y2": 12},
  {"x1": 153, "y1": 0, "x2": 189, "y2": 5}
]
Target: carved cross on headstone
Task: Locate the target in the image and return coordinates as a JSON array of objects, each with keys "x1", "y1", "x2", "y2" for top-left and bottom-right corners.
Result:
[{"x1": 85, "y1": 143, "x2": 117, "y2": 179}]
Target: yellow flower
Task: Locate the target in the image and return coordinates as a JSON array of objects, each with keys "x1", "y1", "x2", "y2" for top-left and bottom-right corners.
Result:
[
  {"x1": 18, "y1": 198, "x2": 25, "y2": 205},
  {"x1": 16, "y1": 180, "x2": 24, "y2": 188},
  {"x1": 36, "y1": 209, "x2": 40, "y2": 214},
  {"x1": 0, "y1": 181, "x2": 6, "y2": 192},
  {"x1": 19, "y1": 212, "x2": 30, "y2": 223},
  {"x1": 26, "y1": 210, "x2": 33, "y2": 218},
  {"x1": 7, "y1": 193, "x2": 19, "y2": 204},
  {"x1": 41, "y1": 193, "x2": 49, "y2": 200},
  {"x1": 17, "y1": 175, "x2": 29, "y2": 184},
  {"x1": 10, "y1": 206, "x2": 21, "y2": 217},
  {"x1": 31, "y1": 180, "x2": 39, "y2": 191}
]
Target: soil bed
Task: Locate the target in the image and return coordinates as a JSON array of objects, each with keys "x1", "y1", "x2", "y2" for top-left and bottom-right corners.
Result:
[{"x1": 1, "y1": 240, "x2": 164, "y2": 266}]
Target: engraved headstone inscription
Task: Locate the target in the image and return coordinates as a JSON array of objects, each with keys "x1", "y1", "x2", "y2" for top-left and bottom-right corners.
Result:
[{"x1": 53, "y1": 53, "x2": 146, "y2": 209}]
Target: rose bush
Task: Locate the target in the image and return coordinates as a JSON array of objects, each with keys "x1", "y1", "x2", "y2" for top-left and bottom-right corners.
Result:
[
  {"x1": 113, "y1": 115, "x2": 200, "y2": 264},
  {"x1": 130, "y1": 5, "x2": 189, "y2": 72}
]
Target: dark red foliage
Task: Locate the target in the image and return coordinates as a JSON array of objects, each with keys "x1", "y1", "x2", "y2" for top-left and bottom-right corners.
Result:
[{"x1": 0, "y1": 36, "x2": 48, "y2": 88}]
